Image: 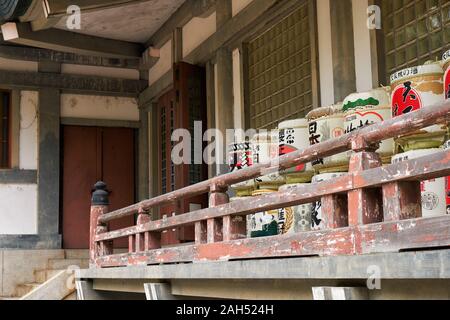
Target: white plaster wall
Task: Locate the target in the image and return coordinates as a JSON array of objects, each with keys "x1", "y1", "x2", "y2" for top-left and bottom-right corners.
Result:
[
  {"x1": 182, "y1": 11, "x2": 217, "y2": 58},
  {"x1": 61, "y1": 94, "x2": 139, "y2": 121},
  {"x1": 317, "y1": 0, "x2": 334, "y2": 106},
  {"x1": 19, "y1": 91, "x2": 38, "y2": 170},
  {"x1": 352, "y1": 0, "x2": 374, "y2": 92},
  {"x1": 149, "y1": 39, "x2": 172, "y2": 86},
  {"x1": 0, "y1": 184, "x2": 38, "y2": 235},
  {"x1": 0, "y1": 57, "x2": 38, "y2": 72},
  {"x1": 61, "y1": 64, "x2": 140, "y2": 80},
  {"x1": 232, "y1": 0, "x2": 253, "y2": 16}
]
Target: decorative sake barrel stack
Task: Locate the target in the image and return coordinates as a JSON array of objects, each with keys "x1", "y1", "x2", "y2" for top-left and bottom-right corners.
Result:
[
  {"x1": 390, "y1": 60, "x2": 447, "y2": 218},
  {"x1": 343, "y1": 87, "x2": 395, "y2": 164}
]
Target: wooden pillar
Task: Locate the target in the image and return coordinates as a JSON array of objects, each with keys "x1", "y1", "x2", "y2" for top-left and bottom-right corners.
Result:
[
  {"x1": 348, "y1": 137, "x2": 383, "y2": 226},
  {"x1": 382, "y1": 181, "x2": 422, "y2": 221},
  {"x1": 89, "y1": 182, "x2": 112, "y2": 266}
]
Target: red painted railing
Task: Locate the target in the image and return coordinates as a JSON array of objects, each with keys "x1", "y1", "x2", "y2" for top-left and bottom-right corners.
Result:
[{"x1": 89, "y1": 100, "x2": 450, "y2": 268}]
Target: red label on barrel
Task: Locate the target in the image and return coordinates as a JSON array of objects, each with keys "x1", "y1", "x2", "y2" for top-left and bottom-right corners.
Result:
[
  {"x1": 445, "y1": 68, "x2": 450, "y2": 100},
  {"x1": 279, "y1": 144, "x2": 306, "y2": 172},
  {"x1": 392, "y1": 81, "x2": 423, "y2": 117}
]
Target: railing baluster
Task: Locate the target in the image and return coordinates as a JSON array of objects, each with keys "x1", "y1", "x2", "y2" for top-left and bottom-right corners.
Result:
[
  {"x1": 195, "y1": 221, "x2": 207, "y2": 244},
  {"x1": 382, "y1": 181, "x2": 422, "y2": 221},
  {"x1": 128, "y1": 235, "x2": 135, "y2": 253},
  {"x1": 321, "y1": 194, "x2": 348, "y2": 229},
  {"x1": 136, "y1": 208, "x2": 151, "y2": 252},
  {"x1": 206, "y1": 184, "x2": 228, "y2": 243},
  {"x1": 348, "y1": 137, "x2": 383, "y2": 226},
  {"x1": 90, "y1": 182, "x2": 112, "y2": 267}
]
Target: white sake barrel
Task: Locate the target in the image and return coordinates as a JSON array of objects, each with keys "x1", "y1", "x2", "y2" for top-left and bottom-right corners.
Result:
[
  {"x1": 228, "y1": 142, "x2": 255, "y2": 196},
  {"x1": 343, "y1": 87, "x2": 394, "y2": 164},
  {"x1": 444, "y1": 140, "x2": 450, "y2": 215},
  {"x1": 279, "y1": 184, "x2": 312, "y2": 233},
  {"x1": 247, "y1": 189, "x2": 280, "y2": 238},
  {"x1": 390, "y1": 61, "x2": 446, "y2": 151},
  {"x1": 311, "y1": 172, "x2": 348, "y2": 231},
  {"x1": 251, "y1": 132, "x2": 285, "y2": 190},
  {"x1": 278, "y1": 119, "x2": 314, "y2": 183},
  {"x1": 443, "y1": 50, "x2": 450, "y2": 100},
  {"x1": 392, "y1": 149, "x2": 446, "y2": 217},
  {"x1": 306, "y1": 104, "x2": 349, "y2": 173}
]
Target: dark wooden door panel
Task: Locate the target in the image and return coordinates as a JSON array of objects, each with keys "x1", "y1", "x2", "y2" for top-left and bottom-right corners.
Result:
[
  {"x1": 62, "y1": 126, "x2": 135, "y2": 249},
  {"x1": 62, "y1": 126, "x2": 99, "y2": 249},
  {"x1": 102, "y1": 127, "x2": 135, "y2": 248}
]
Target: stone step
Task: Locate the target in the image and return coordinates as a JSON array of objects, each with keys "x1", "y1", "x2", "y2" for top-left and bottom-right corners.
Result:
[
  {"x1": 16, "y1": 283, "x2": 40, "y2": 297},
  {"x1": 0, "y1": 297, "x2": 17, "y2": 300},
  {"x1": 64, "y1": 250, "x2": 90, "y2": 260},
  {"x1": 34, "y1": 269, "x2": 62, "y2": 284},
  {"x1": 21, "y1": 270, "x2": 75, "y2": 300},
  {"x1": 47, "y1": 259, "x2": 89, "y2": 270}
]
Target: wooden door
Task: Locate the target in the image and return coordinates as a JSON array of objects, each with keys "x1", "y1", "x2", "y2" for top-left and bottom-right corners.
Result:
[
  {"x1": 157, "y1": 62, "x2": 208, "y2": 246},
  {"x1": 61, "y1": 126, "x2": 135, "y2": 249}
]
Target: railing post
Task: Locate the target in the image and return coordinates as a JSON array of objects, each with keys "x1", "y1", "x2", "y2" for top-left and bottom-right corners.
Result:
[
  {"x1": 205, "y1": 184, "x2": 227, "y2": 243},
  {"x1": 347, "y1": 137, "x2": 383, "y2": 226},
  {"x1": 90, "y1": 181, "x2": 112, "y2": 267}
]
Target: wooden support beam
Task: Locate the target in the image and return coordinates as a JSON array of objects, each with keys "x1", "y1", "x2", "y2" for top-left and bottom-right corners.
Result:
[
  {"x1": 24, "y1": 0, "x2": 150, "y2": 30},
  {"x1": 146, "y1": 0, "x2": 217, "y2": 48},
  {"x1": 0, "y1": 44, "x2": 140, "y2": 69},
  {"x1": 0, "y1": 69, "x2": 147, "y2": 96},
  {"x1": 1, "y1": 22, "x2": 144, "y2": 58}
]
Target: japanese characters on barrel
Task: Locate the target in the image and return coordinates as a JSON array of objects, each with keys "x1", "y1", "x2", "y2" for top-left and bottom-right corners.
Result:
[{"x1": 227, "y1": 50, "x2": 450, "y2": 239}]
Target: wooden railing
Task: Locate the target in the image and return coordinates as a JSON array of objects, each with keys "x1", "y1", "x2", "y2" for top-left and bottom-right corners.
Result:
[{"x1": 89, "y1": 100, "x2": 450, "y2": 268}]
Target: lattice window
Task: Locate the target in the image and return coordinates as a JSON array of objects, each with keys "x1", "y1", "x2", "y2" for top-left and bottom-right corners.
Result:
[
  {"x1": 0, "y1": 91, "x2": 10, "y2": 169},
  {"x1": 381, "y1": 0, "x2": 450, "y2": 83},
  {"x1": 247, "y1": 2, "x2": 313, "y2": 129}
]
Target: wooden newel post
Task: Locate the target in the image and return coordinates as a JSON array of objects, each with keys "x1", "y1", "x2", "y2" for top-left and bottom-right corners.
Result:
[
  {"x1": 347, "y1": 137, "x2": 383, "y2": 227},
  {"x1": 90, "y1": 181, "x2": 112, "y2": 267}
]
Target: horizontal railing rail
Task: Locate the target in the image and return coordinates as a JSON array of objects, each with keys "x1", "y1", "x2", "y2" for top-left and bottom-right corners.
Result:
[{"x1": 89, "y1": 100, "x2": 450, "y2": 268}]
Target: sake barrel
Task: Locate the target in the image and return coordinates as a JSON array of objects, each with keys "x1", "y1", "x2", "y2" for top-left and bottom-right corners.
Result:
[
  {"x1": 392, "y1": 149, "x2": 446, "y2": 217},
  {"x1": 390, "y1": 61, "x2": 446, "y2": 151},
  {"x1": 278, "y1": 184, "x2": 312, "y2": 233},
  {"x1": 444, "y1": 140, "x2": 450, "y2": 215},
  {"x1": 444, "y1": 50, "x2": 450, "y2": 100},
  {"x1": 278, "y1": 119, "x2": 314, "y2": 183},
  {"x1": 247, "y1": 189, "x2": 279, "y2": 238},
  {"x1": 343, "y1": 87, "x2": 394, "y2": 164},
  {"x1": 251, "y1": 132, "x2": 285, "y2": 190},
  {"x1": 311, "y1": 172, "x2": 348, "y2": 231},
  {"x1": 306, "y1": 104, "x2": 349, "y2": 173},
  {"x1": 228, "y1": 141, "x2": 255, "y2": 196}
]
